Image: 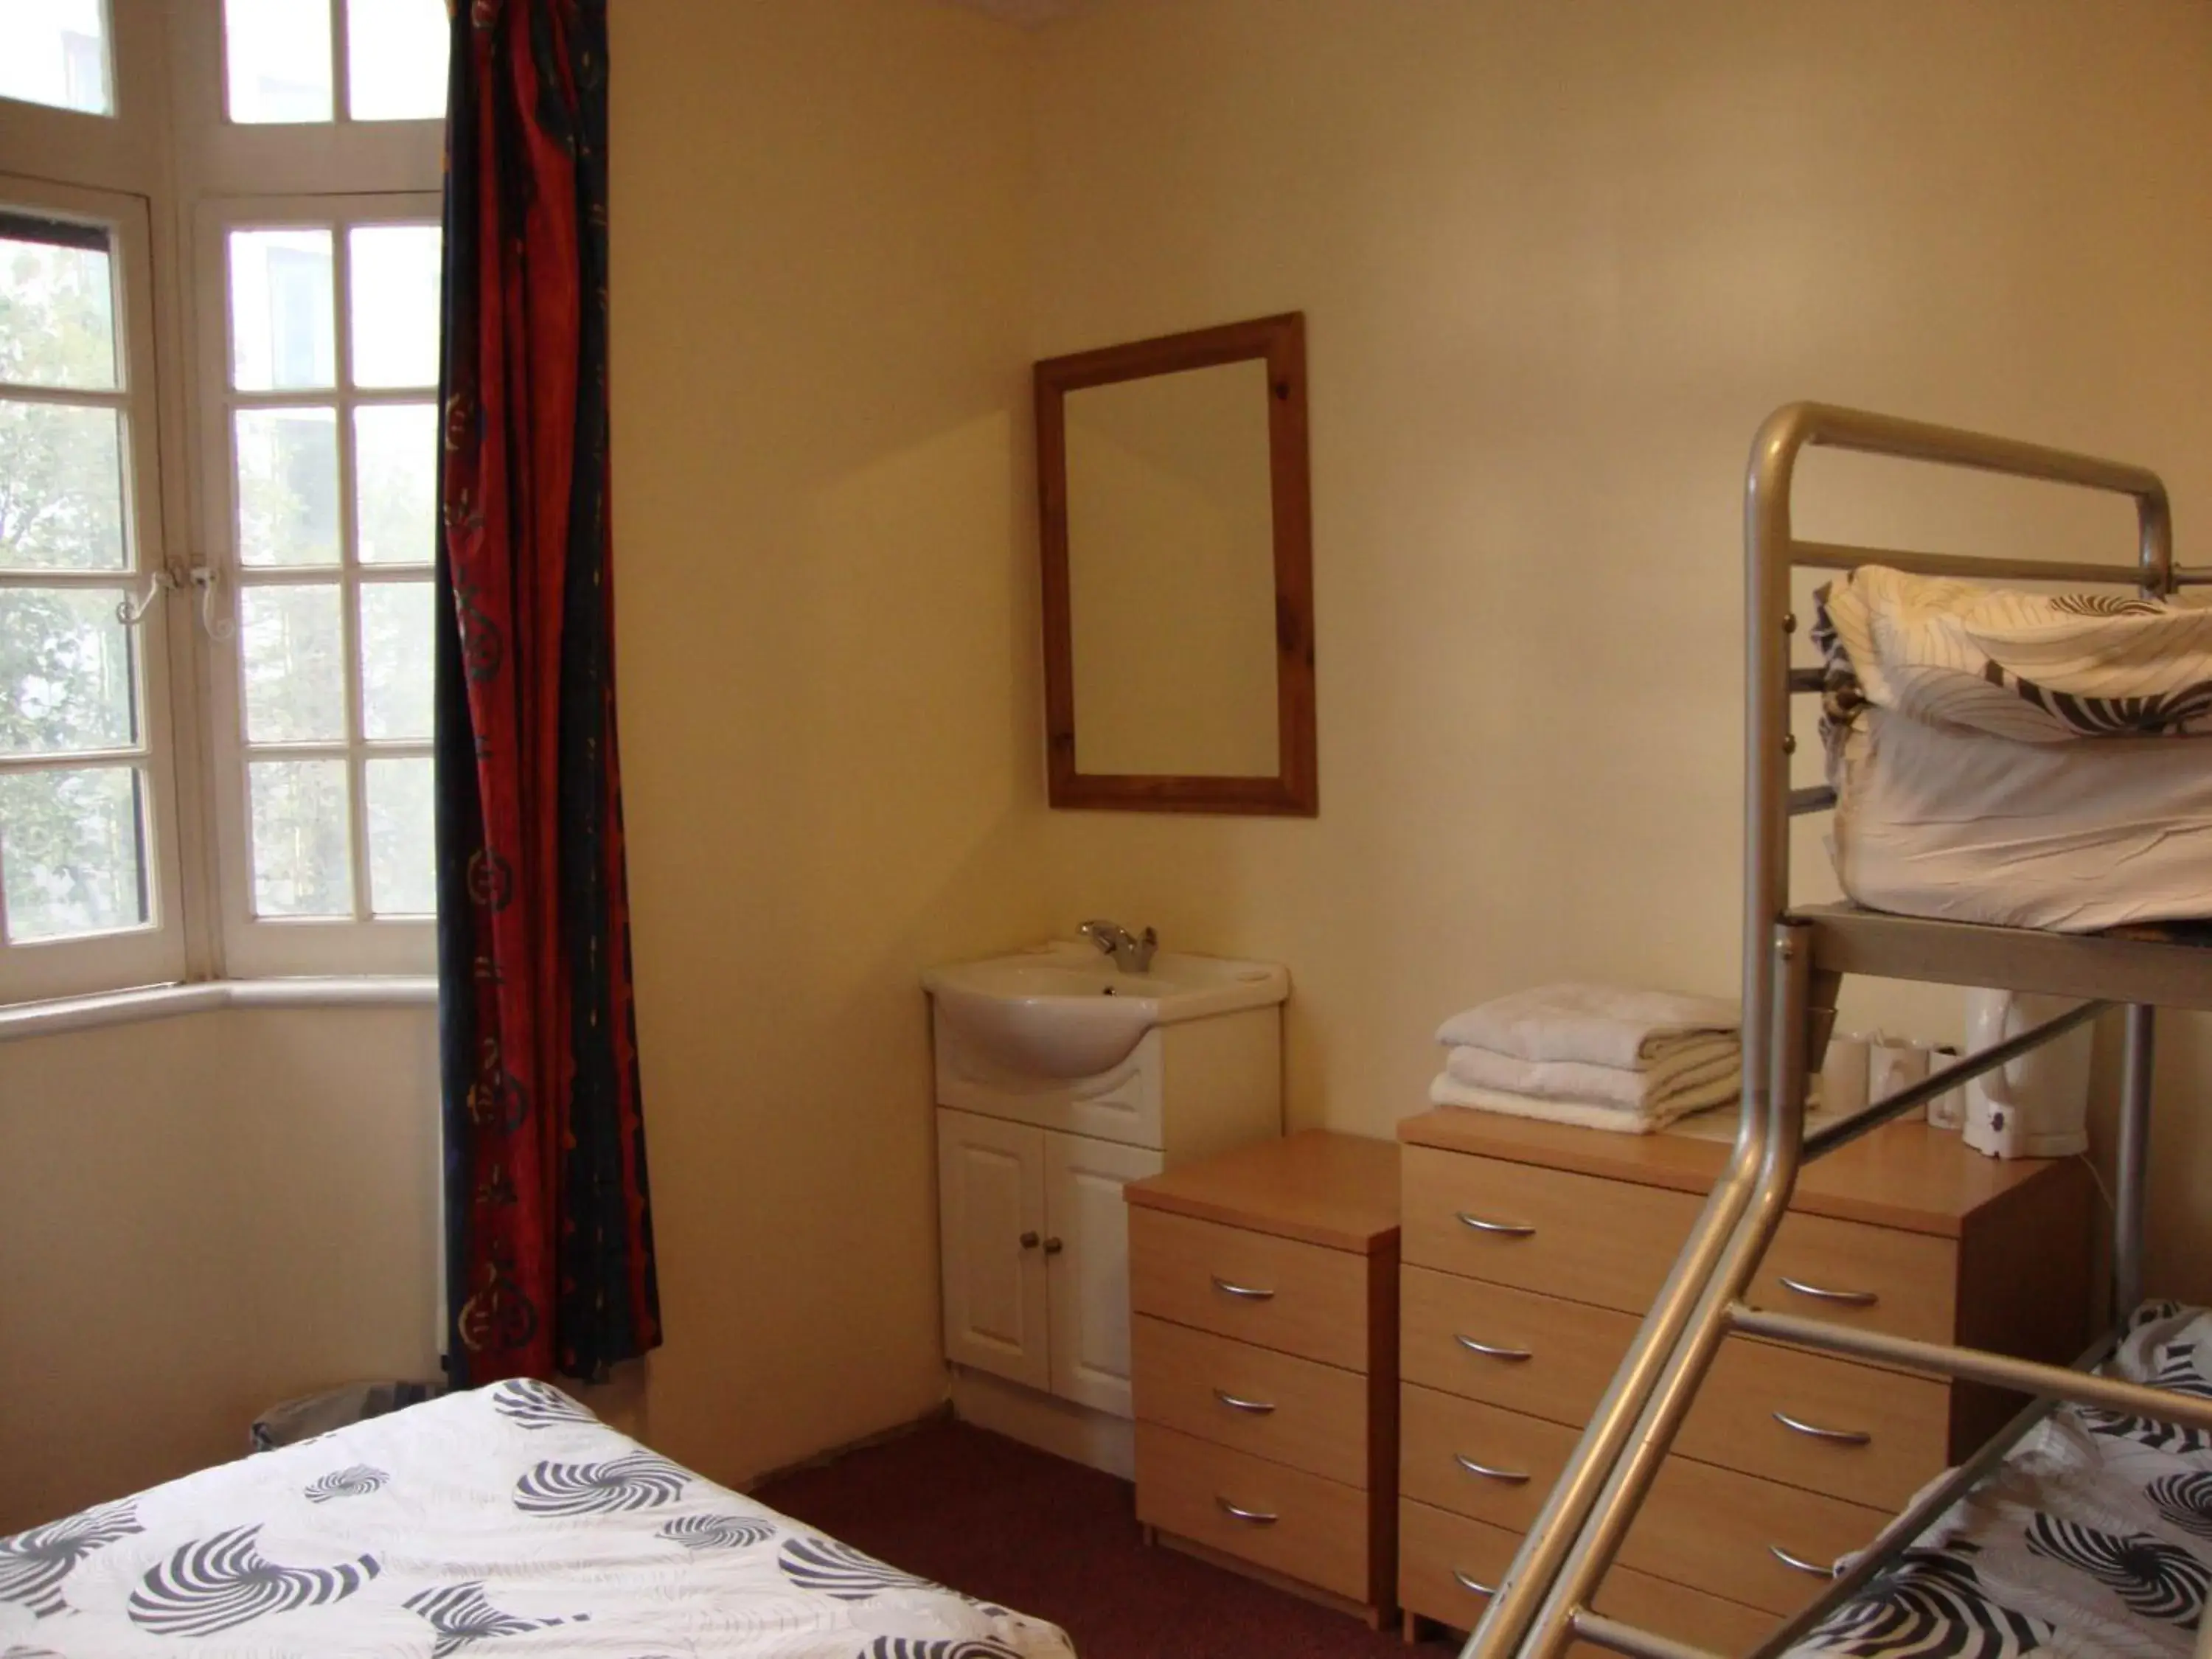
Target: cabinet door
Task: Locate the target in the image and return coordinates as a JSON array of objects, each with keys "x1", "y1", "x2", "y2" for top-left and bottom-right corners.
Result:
[
  {"x1": 1044, "y1": 1130, "x2": 1163, "y2": 1418},
  {"x1": 937, "y1": 1108, "x2": 1048, "y2": 1391}
]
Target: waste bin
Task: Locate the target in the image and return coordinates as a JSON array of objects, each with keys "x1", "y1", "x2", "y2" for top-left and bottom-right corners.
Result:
[{"x1": 250, "y1": 1378, "x2": 445, "y2": 1451}]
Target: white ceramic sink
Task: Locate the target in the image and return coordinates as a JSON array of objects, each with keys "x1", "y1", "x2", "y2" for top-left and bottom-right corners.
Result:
[{"x1": 923, "y1": 942, "x2": 1289, "y2": 1079}]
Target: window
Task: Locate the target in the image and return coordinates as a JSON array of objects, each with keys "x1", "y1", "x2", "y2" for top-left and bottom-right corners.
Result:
[
  {"x1": 224, "y1": 0, "x2": 448, "y2": 125},
  {"x1": 0, "y1": 183, "x2": 184, "y2": 1001},
  {"x1": 0, "y1": 3, "x2": 446, "y2": 1003},
  {"x1": 0, "y1": 0, "x2": 115, "y2": 118},
  {"x1": 204, "y1": 199, "x2": 440, "y2": 974}
]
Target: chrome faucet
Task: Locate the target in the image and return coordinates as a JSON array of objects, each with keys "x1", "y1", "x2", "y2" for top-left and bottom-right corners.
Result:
[{"x1": 1079, "y1": 919, "x2": 1158, "y2": 974}]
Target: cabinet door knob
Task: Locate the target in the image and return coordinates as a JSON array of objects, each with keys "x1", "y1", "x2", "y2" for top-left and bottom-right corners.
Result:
[
  {"x1": 1018, "y1": 1231, "x2": 1039, "y2": 1249},
  {"x1": 1210, "y1": 1276, "x2": 1275, "y2": 1301},
  {"x1": 1455, "y1": 1332, "x2": 1534, "y2": 1363},
  {"x1": 1770, "y1": 1545, "x2": 1837, "y2": 1579},
  {"x1": 1215, "y1": 1497, "x2": 1279, "y2": 1526},
  {"x1": 1452, "y1": 1568, "x2": 1497, "y2": 1596},
  {"x1": 1042, "y1": 1237, "x2": 1064, "y2": 1255},
  {"x1": 1772, "y1": 1411, "x2": 1871, "y2": 1447},
  {"x1": 1455, "y1": 1211, "x2": 1537, "y2": 1239}
]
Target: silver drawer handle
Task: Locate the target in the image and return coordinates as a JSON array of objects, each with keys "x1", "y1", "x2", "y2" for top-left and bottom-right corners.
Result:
[
  {"x1": 1217, "y1": 1497, "x2": 1279, "y2": 1526},
  {"x1": 1211, "y1": 1275, "x2": 1276, "y2": 1301},
  {"x1": 1455, "y1": 1453, "x2": 1531, "y2": 1485},
  {"x1": 1213, "y1": 1388, "x2": 1277, "y2": 1416},
  {"x1": 1773, "y1": 1411, "x2": 1872, "y2": 1447},
  {"x1": 1452, "y1": 1568, "x2": 1498, "y2": 1596},
  {"x1": 1770, "y1": 1545, "x2": 1837, "y2": 1579},
  {"x1": 1455, "y1": 1332, "x2": 1534, "y2": 1363},
  {"x1": 1778, "y1": 1275, "x2": 1878, "y2": 1308},
  {"x1": 1455, "y1": 1211, "x2": 1537, "y2": 1239}
]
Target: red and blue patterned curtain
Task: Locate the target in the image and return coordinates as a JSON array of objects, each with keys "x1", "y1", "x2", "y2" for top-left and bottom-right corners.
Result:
[{"x1": 434, "y1": 0, "x2": 659, "y2": 1386}]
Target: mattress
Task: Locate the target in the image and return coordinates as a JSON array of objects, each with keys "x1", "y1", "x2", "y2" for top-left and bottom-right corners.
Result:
[
  {"x1": 0, "y1": 1379, "x2": 1077, "y2": 1659},
  {"x1": 1789, "y1": 1303, "x2": 2212, "y2": 1659},
  {"x1": 1831, "y1": 706, "x2": 2212, "y2": 933},
  {"x1": 1816, "y1": 566, "x2": 2212, "y2": 933}
]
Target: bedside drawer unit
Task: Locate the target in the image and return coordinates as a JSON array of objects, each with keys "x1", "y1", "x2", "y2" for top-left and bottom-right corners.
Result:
[
  {"x1": 1394, "y1": 1108, "x2": 2093, "y2": 1647},
  {"x1": 1130, "y1": 1208, "x2": 1371, "y2": 1370},
  {"x1": 1125, "y1": 1131, "x2": 1401, "y2": 1627}
]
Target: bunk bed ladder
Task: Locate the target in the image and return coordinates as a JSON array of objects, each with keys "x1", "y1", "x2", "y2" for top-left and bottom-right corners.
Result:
[{"x1": 1461, "y1": 403, "x2": 2211, "y2": 1659}]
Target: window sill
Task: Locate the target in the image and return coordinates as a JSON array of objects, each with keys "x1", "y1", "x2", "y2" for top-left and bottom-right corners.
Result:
[{"x1": 0, "y1": 976, "x2": 438, "y2": 1043}]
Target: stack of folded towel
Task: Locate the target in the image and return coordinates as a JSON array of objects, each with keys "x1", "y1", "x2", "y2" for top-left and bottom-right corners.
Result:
[{"x1": 1431, "y1": 982, "x2": 1742, "y2": 1134}]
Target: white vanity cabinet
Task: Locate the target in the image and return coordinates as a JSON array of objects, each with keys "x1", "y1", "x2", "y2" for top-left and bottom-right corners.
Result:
[
  {"x1": 936, "y1": 1108, "x2": 1159, "y2": 1414},
  {"x1": 925, "y1": 952, "x2": 1287, "y2": 1477}
]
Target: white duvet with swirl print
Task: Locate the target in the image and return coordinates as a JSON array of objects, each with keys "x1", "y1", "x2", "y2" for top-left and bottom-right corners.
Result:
[{"x1": 0, "y1": 1380, "x2": 1077, "y2": 1659}]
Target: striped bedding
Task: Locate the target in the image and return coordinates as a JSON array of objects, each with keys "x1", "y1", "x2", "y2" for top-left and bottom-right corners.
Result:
[
  {"x1": 0, "y1": 1380, "x2": 1077, "y2": 1659},
  {"x1": 1789, "y1": 1304, "x2": 2212, "y2": 1659}
]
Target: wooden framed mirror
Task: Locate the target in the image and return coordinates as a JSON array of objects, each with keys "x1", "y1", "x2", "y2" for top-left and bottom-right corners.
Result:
[{"x1": 1035, "y1": 312, "x2": 1316, "y2": 815}]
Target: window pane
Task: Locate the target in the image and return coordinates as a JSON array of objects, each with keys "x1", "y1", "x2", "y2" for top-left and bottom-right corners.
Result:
[
  {"x1": 348, "y1": 225, "x2": 440, "y2": 389},
  {"x1": 0, "y1": 765, "x2": 147, "y2": 941},
  {"x1": 0, "y1": 588, "x2": 136, "y2": 757},
  {"x1": 240, "y1": 583, "x2": 345, "y2": 743},
  {"x1": 229, "y1": 228, "x2": 335, "y2": 390},
  {"x1": 0, "y1": 0, "x2": 114, "y2": 116},
  {"x1": 360, "y1": 580, "x2": 431, "y2": 740},
  {"x1": 235, "y1": 406, "x2": 338, "y2": 566},
  {"x1": 0, "y1": 219, "x2": 116, "y2": 390},
  {"x1": 0, "y1": 400, "x2": 126, "y2": 571},
  {"x1": 225, "y1": 0, "x2": 332, "y2": 124},
  {"x1": 347, "y1": 0, "x2": 447, "y2": 121},
  {"x1": 248, "y1": 757, "x2": 350, "y2": 916},
  {"x1": 354, "y1": 402, "x2": 436, "y2": 563},
  {"x1": 365, "y1": 755, "x2": 431, "y2": 915}
]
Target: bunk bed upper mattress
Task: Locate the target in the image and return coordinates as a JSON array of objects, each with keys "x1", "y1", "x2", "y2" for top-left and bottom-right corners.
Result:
[
  {"x1": 1788, "y1": 1303, "x2": 2212, "y2": 1659},
  {"x1": 0, "y1": 1379, "x2": 1078, "y2": 1659},
  {"x1": 1818, "y1": 567, "x2": 2212, "y2": 933}
]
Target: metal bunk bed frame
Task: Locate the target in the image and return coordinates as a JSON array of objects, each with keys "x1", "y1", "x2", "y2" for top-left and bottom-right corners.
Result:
[{"x1": 1464, "y1": 402, "x2": 2212, "y2": 1659}]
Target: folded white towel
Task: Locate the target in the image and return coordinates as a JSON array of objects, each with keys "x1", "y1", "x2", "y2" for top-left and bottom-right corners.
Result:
[
  {"x1": 1443, "y1": 1037, "x2": 1739, "y2": 1112},
  {"x1": 1428, "y1": 1067, "x2": 1740, "y2": 1135},
  {"x1": 1436, "y1": 982, "x2": 1739, "y2": 1071}
]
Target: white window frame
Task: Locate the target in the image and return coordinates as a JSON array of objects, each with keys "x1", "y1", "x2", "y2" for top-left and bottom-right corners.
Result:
[
  {"x1": 194, "y1": 191, "x2": 440, "y2": 978},
  {"x1": 0, "y1": 174, "x2": 191, "y2": 1002},
  {"x1": 0, "y1": 0, "x2": 446, "y2": 1009}
]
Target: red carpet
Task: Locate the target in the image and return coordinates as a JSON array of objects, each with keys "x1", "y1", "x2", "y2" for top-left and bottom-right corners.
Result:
[{"x1": 756, "y1": 1417, "x2": 1458, "y2": 1658}]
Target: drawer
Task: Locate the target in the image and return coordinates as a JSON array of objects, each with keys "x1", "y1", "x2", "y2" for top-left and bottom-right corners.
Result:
[
  {"x1": 1402, "y1": 1267, "x2": 1635, "y2": 1425},
  {"x1": 1627, "y1": 1455, "x2": 1888, "y2": 1618},
  {"x1": 1401, "y1": 1384, "x2": 1575, "y2": 1531},
  {"x1": 1132, "y1": 1315, "x2": 1371, "y2": 1488},
  {"x1": 1399, "y1": 1499, "x2": 1774, "y2": 1655},
  {"x1": 1750, "y1": 1210, "x2": 1957, "y2": 1346},
  {"x1": 1135, "y1": 1422, "x2": 1372, "y2": 1602},
  {"x1": 1129, "y1": 1208, "x2": 1371, "y2": 1370},
  {"x1": 1404, "y1": 1147, "x2": 1698, "y2": 1313},
  {"x1": 1674, "y1": 1338, "x2": 1950, "y2": 1512}
]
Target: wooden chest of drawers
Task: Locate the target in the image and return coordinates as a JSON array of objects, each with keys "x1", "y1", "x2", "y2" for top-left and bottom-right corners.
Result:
[
  {"x1": 1125, "y1": 1130, "x2": 1402, "y2": 1626},
  {"x1": 1396, "y1": 1110, "x2": 2092, "y2": 1646}
]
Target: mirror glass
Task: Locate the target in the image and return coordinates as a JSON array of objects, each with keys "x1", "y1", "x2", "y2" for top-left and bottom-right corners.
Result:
[{"x1": 1064, "y1": 359, "x2": 1279, "y2": 777}]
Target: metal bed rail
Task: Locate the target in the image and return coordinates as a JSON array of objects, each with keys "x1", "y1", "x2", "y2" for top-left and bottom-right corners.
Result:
[{"x1": 1464, "y1": 403, "x2": 2191, "y2": 1659}]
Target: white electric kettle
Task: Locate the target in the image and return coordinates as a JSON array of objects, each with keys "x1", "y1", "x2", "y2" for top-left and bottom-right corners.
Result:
[{"x1": 1961, "y1": 989, "x2": 2093, "y2": 1159}]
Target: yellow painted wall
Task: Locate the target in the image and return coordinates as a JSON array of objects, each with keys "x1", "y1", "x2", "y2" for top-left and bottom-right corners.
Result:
[
  {"x1": 604, "y1": 0, "x2": 1048, "y2": 1486},
  {"x1": 0, "y1": 1007, "x2": 441, "y2": 1531},
  {"x1": 1024, "y1": 0, "x2": 2212, "y2": 1298}
]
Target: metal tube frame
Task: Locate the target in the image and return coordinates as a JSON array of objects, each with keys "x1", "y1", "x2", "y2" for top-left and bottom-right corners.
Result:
[{"x1": 1464, "y1": 403, "x2": 2182, "y2": 1659}]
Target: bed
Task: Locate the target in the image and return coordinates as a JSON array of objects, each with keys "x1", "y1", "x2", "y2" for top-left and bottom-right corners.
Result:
[
  {"x1": 1460, "y1": 404, "x2": 2212, "y2": 1659},
  {"x1": 0, "y1": 1378, "x2": 1077, "y2": 1659},
  {"x1": 1789, "y1": 1303, "x2": 2212, "y2": 1659}
]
